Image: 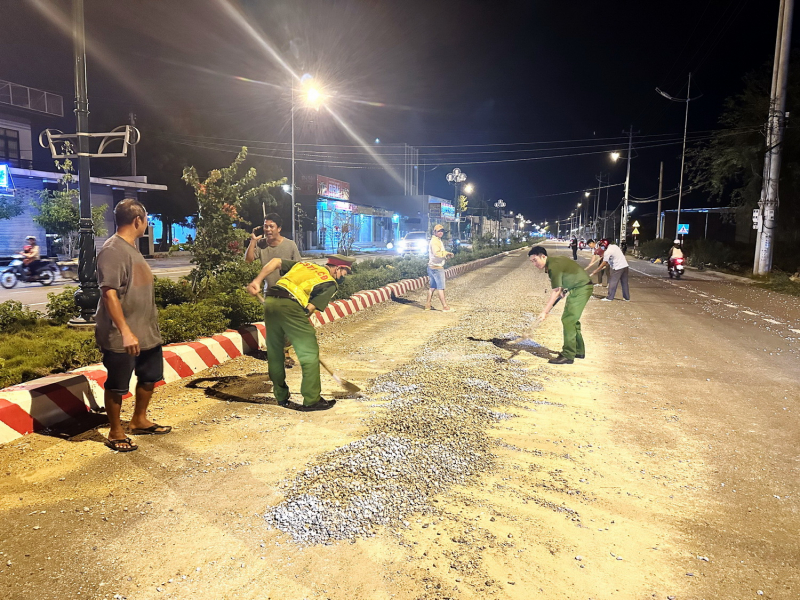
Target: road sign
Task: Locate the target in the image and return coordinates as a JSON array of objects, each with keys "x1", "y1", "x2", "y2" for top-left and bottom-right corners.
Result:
[
  {"x1": 632, "y1": 228, "x2": 640, "y2": 235},
  {"x1": 677, "y1": 224, "x2": 690, "y2": 235},
  {"x1": 632, "y1": 220, "x2": 640, "y2": 228}
]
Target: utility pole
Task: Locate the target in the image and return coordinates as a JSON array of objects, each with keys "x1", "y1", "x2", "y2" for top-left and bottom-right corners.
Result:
[
  {"x1": 657, "y1": 161, "x2": 664, "y2": 238},
  {"x1": 619, "y1": 127, "x2": 633, "y2": 244},
  {"x1": 129, "y1": 112, "x2": 137, "y2": 176},
  {"x1": 754, "y1": 0, "x2": 795, "y2": 275},
  {"x1": 72, "y1": 0, "x2": 100, "y2": 323},
  {"x1": 594, "y1": 174, "x2": 603, "y2": 238},
  {"x1": 676, "y1": 74, "x2": 691, "y2": 239}
]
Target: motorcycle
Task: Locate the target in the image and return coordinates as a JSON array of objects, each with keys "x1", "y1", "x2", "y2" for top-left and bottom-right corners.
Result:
[
  {"x1": 0, "y1": 255, "x2": 58, "y2": 289},
  {"x1": 667, "y1": 256, "x2": 685, "y2": 279},
  {"x1": 56, "y1": 258, "x2": 79, "y2": 281}
]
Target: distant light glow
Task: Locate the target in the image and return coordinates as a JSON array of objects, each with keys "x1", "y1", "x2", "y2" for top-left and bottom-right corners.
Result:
[
  {"x1": 611, "y1": 152, "x2": 621, "y2": 162},
  {"x1": 464, "y1": 183, "x2": 474, "y2": 194},
  {"x1": 282, "y1": 184, "x2": 291, "y2": 193},
  {"x1": 375, "y1": 138, "x2": 381, "y2": 144}
]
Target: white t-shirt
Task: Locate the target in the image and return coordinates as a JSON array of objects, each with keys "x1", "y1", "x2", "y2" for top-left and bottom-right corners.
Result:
[{"x1": 603, "y1": 244, "x2": 629, "y2": 270}]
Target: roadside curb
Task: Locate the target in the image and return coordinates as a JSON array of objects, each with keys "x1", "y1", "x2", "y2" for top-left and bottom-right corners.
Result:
[{"x1": 0, "y1": 251, "x2": 514, "y2": 445}]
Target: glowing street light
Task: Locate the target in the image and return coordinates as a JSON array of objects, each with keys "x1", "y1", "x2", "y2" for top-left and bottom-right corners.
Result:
[
  {"x1": 611, "y1": 151, "x2": 621, "y2": 162},
  {"x1": 464, "y1": 183, "x2": 474, "y2": 194},
  {"x1": 292, "y1": 75, "x2": 325, "y2": 243}
]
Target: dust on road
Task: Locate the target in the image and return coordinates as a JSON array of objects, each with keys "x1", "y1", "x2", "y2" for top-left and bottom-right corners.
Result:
[{"x1": 1, "y1": 246, "x2": 798, "y2": 600}]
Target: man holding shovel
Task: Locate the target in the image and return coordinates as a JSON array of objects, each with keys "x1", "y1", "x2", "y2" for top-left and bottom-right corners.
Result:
[
  {"x1": 528, "y1": 246, "x2": 593, "y2": 365},
  {"x1": 247, "y1": 254, "x2": 354, "y2": 411}
]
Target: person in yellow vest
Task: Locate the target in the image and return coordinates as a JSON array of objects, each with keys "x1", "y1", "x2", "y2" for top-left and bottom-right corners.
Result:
[{"x1": 247, "y1": 254, "x2": 354, "y2": 411}]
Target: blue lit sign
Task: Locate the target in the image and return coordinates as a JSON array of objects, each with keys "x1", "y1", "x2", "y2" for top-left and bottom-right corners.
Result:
[{"x1": 0, "y1": 164, "x2": 8, "y2": 189}]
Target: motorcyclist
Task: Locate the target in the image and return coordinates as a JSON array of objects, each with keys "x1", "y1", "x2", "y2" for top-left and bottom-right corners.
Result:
[
  {"x1": 21, "y1": 236, "x2": 40, "y2": 276},
  {"x1": 667, "y1": 239, "x2": 684, "y2": 271}
]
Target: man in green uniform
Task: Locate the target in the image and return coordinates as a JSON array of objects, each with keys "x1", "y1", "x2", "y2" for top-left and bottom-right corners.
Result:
[
  {"x1": 247, "y1": 254, "x2": 354, "y2": 410},
  {"x1": 528, "y1": 246, "x2": 593, "y2": 365}
]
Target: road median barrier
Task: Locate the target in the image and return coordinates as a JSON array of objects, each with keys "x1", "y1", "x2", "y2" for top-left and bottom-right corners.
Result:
[{"x1": 0, "y1": 250, "x2": 514, "y2": 445}]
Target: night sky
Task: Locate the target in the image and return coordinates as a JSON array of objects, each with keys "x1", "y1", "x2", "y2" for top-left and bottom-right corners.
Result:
[{"x1": 3, "y1": 0, "x2": 793, "y2": 225}]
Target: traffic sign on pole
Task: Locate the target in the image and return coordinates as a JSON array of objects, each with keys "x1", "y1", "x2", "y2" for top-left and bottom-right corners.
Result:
[{"x1": 677, "y1": 224, "x2": 690, "y2": 235}]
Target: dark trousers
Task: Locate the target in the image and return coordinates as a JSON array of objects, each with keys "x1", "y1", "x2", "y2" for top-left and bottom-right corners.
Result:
[
  {"x1": 607, "y1": 267, "x2": 630, "y2": 300},
  {"x1": 571, "y1": 247, "x2": 578, "y2": 260}
]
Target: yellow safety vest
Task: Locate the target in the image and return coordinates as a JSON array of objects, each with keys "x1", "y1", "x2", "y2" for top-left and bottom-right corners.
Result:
[{"x1": 275, "y1": 262, "x2": 334, "y2": 307}]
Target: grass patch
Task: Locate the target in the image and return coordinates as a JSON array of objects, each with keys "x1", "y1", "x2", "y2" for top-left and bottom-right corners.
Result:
[
  {"x1": 752, "y1": 271, "x2": 800, "y2": 296},
  {"x1": 0, "y1": 323, "x2": 100, "y2": 389}
]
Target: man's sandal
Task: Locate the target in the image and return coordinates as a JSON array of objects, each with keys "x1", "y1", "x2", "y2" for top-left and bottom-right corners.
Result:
[
  {"x1": 130, "y1": 424, "x2": 172, "y2": 435},
  {"x1": 105, "y1": 437, "x2": 138, "y2": 452}
]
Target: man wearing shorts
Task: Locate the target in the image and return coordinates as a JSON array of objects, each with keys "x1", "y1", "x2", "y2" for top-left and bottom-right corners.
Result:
[
  {"x1": 425, "y1": 224, "x2": 454, "y2": 311},
  {"x1": 95, "y1": 199, "x2": 171, "y2": 452}
]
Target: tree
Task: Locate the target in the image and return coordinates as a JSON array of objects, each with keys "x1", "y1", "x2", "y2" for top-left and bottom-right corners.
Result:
[
  {"x1": 688, "y1": 55, "x2": 800, "y2": 246},
  {"x1": 31, "y1": 156, "x2": 107, "y2": 257},
  {"x1": 0, "y1": 196, "x2": 23, "y2": 221},
  {"x1": 182, "y1": 146, "x2": 283, "y2": 291}
]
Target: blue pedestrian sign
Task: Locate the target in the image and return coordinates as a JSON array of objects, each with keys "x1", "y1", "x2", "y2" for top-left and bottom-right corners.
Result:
[{"x1": 677, "y1": 224, "x2": 690, "y2": 235}]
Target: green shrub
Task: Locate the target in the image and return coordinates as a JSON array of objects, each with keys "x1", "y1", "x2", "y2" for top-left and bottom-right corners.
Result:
[
  {"x1": 158, "y1": 301, "x2": 229, "y2": 344},
  {"x1": 200, "y1": 260, "x2": 262, "y2": 298},
  {"x1": 213, "y1": 288, "x2": 263, "y2": 328},
  {"x1": 685, "y1": 239, "x2": 738, "y2": 268},
  {"x1": 154, "y1": 277, "x2": 194, "y2": 308},
  {"x1": 638, "y1": 238, "x2": 674, "y2": 260},
  {"x1": 0, "y1": 300, "x2": 43, "y2": 333},
  {"x1": 51, "y1": 335, "x2": 102, "y2": 372},
  {"x1": 46, "y1": 287, "x2": 80, "y2": 325}
]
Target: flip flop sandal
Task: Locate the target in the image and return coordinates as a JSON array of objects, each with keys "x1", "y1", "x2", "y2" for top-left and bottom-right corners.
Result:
[
  {"x1": 105, "y1": 437, "x2": 138, "y2": 452},
  {"x1": 130, "y1": 424, "x2": 172, "y2": 435}
]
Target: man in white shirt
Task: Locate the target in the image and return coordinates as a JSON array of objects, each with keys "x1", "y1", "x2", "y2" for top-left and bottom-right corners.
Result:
[
  {"x1": 591, "y1": 242, "x2": 630, "y2": 301},
  {"x1": 425, "y1": 224, "x2": 454, "y2": 311}
]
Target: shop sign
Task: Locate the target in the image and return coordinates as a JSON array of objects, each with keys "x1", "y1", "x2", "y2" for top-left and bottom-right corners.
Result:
[
  {"x1": 0, "y1": 164, "x2": 9, "y2": 190},
  {"x1": 317, "y1": 175, "x2": 350, "y2": 201}
]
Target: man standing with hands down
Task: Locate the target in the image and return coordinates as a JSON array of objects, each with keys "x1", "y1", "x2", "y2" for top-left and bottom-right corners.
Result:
[
  {"x1": 247, "y1": 254, "x2": 354, "y2": 411},
  {"x1": 528, "y1": 246, "x2": 593, "y2": 365},
  {"x1": 95, "y1": 199, "x2": 171, "y2": 452}
]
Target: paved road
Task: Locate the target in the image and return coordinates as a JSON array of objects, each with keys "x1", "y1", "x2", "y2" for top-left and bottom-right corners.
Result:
[{"x1": 1, "y1": 244, "x2": 797, "y2": 599}]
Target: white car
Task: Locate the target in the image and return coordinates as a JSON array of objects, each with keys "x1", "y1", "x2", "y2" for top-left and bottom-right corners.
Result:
[{"x1": 395, "y1": 231, "x2": 428, "y2": 255}]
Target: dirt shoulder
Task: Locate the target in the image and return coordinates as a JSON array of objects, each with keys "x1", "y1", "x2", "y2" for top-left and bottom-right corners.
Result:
[{"x1": 0, "y1": 247, "x2": 797, "y2": 600}]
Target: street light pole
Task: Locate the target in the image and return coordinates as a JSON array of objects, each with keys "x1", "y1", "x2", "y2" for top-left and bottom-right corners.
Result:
[
  {"x1": 657, "y1": 75, "x2": 701, "y2": 240},
  {"x1": 291, "y1": 82, "x2": 296, "y2": 244},
  {"x1": 72, "y1": 0, "x2": 99, "y2": 323},
  {"x1": 620, "y1": 127, "x2": 633, "y2": 245}
]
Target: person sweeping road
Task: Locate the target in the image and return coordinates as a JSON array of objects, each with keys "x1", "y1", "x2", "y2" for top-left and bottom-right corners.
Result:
[
  {"x1": 247, "y1": 254, "x2": 354, "y2": 411},
  {"x1": 528, "y1": 246, "x2": 593, "y2": 365}
]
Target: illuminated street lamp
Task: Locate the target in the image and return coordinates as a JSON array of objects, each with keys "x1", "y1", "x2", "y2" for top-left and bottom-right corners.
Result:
[
  {"x1": 292, "y1": 76, "x2": 325, "y2": 244},
  {"x1": 494, "y1": 198, "x2": 506, "y2": 242},
  {"x1": 446, "y1": 168, "x2": 467, "y2": 238}
]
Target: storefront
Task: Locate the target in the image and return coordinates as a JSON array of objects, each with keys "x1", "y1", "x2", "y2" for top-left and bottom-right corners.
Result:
[{"x1": 311, "y1": 176, "x2": 395, "y2": 250}]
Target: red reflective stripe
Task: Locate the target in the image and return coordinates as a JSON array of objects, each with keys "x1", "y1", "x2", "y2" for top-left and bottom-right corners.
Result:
[
  {"x1": 212, "y1": 335, "x2": 241, "y2": 358},
  {"x1": 163, "y1": 351, "x2": 194, "y2": 378},
  {"x1": 33, "y1": 383, "x2": 90, "y2": 418},
  {"x1": 0, "y1": 397, "x2": 42, "y2": 435},
  {"x1": 186, "y1": 342, "x2": 220, "y2": 368}
]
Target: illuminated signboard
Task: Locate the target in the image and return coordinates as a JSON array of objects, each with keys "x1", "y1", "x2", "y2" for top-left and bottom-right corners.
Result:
[
  {"x1": 317, "y1": 175, "x2": 350, "y2": 201},
  {"x1": 0, "y1": 164, "x2": 8, "y2": 189}
]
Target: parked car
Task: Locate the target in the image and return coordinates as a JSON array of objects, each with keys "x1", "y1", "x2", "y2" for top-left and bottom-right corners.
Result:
[{"x1": 395, "y1": 231, "x2": 429, "y2": 255}]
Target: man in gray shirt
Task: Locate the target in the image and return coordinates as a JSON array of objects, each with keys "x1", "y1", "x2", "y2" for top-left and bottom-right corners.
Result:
[
  {"x1": 95, "y1": 199, "x2": 171, "y2": 452},
  {"x1": 245, "y1": 212, "x2": 301, "y2": 288},
  {"x1": 245, "y1": 212, "x2": 301, "y2": 366}
]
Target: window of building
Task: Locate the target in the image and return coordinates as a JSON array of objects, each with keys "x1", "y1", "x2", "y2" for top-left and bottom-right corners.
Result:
[{"x1": 0, "y1": 128, "x2": 21, "y2": 166}]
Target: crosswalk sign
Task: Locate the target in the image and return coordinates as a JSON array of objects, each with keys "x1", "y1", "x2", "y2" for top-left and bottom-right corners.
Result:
[
  {"x1": 632, "y1": 220, "x2": 640, "y2": 228},
  {"x1": 677, "y1": 224, "x2": 690, "y2": 235}
]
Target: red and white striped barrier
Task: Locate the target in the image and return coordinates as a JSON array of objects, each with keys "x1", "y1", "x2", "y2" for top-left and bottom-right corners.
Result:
[{"x1": 0, "y1": 251, "x2": 512, "y2": 445}]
